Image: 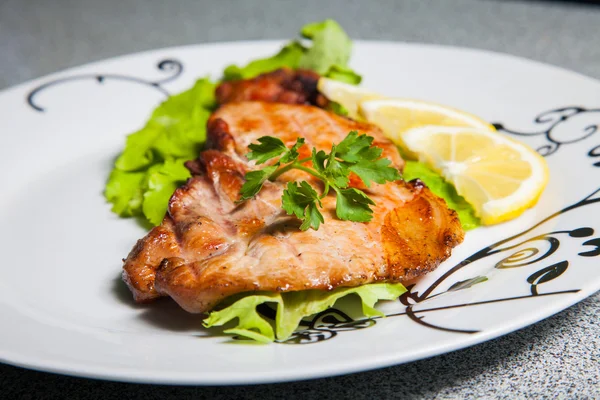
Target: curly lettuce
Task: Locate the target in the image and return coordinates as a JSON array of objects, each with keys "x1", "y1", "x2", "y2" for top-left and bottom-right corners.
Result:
[
  {"x1": 223, "y1": 19, "x2": 361, "y2": 84},
  {"x1": 222, "y1": 41, "x2": 305, "y2": 81},
  {"x1": 104, "y1": 78, "x2": 215, "y2": 225},
  {"x1": 106, "y1": 20, "x2": 361, "y2": 225},
  {"x1": 203, "y1": 283, "x2": 406, "y2": 343},
  {"x1": 105, "y1": 159, "x2": 191, "y2": 226},
  {"x1": 115, "y1": 78, "x2": 216, "y2": 171}
]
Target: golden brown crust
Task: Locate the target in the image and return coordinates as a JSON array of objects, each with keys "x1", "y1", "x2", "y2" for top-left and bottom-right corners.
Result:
[
  {"x1": 122, "y1": 102, "x2": 464, "y2": 313},
  {"x1": 205, "y1": 118, "x2": 236, "y2": 152},
  {"x1": 122, "y1": 220, "x2": 180, "y2": 302},
  {"x1": 382, "y1": 180, "x2": 464, "y2": 283},
  {"x1": 215, "y1": 68, "x2": 327, "y2": 106}
]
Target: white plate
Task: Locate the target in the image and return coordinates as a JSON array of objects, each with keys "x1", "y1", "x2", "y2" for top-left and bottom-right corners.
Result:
[{"x1": 0, "y1": 41, "x2": 599, "y2": 385}]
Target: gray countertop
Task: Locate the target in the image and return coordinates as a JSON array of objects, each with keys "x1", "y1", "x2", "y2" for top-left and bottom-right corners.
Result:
[{"x1": 1, "y1": 0, "x2": 599, "y2": 398}]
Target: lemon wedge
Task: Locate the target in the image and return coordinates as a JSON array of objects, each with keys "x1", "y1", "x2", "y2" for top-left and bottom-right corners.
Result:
[
  {"x1": 401, "y1": 126, "x2": 549, "y2": 225},
  {"x1": 317, "y1": 79, "x2": 549, "y2": 225},
  {"x1": 359, "y1": 98, "x2": 495, "y2": 155},
  {"x1": 317, "y1": 77, "x2": 384, "y2": 118}
]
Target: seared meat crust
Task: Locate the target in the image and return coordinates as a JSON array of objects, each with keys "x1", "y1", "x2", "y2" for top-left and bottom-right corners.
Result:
[
  {"x1": 122, "y1": 102, "x2": 464, "y2": 313},
  {"x1": 215, "y1": 68, "x2": 328, "y2": 107}
]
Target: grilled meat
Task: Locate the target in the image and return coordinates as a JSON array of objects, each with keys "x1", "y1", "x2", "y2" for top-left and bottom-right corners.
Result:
[
  {"x1": 122, "y1": 102, "x2": 464, "y2": 313},
  {"x1": 215, "y1": 68, "x2": 328, "y2": 107}
]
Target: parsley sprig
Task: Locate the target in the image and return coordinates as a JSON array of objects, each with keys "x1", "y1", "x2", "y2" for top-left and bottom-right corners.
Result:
[{"x1": 239, "y1": 131, "x2": 402, "y2": 230}]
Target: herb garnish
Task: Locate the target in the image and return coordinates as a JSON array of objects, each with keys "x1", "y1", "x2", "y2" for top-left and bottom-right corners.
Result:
[{"x1": 238, "y1": 131, "x2": 401, "y2": 230}]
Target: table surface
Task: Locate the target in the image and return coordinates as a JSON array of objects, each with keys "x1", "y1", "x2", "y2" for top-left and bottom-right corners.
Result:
[{"x1": 1, "y1": 0, "x2": 599, "y2": 398}]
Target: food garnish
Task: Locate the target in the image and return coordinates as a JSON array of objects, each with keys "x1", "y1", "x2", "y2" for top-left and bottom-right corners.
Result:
[
  {"x1": 105, "y1": 21, "x2": 361, "y2": 226},
  {"x1": 239, "y1": 131, "x2": 402, "y2": 230},
  {"x1": 204, "y1": 283, "x2": 406, "y2": 342},
  {"x1": 400, "y1": 126, "x2": 549, "y2": 225},
  {"x1": 105, "y1": 78, "x2": 216, "y2": 225},
  {"x1": 224, "y1": 19, "x2": 361, "y2": 84},
  {"x1": 359, "y1": 95, "x2": 547, "y2": 225},
  {"x1": 319, "y1": 77, "x2": 548, "y2": 225},
  {"x1": 359, "y1": 98, "x2": 494, "y2": 157},
  {"x1": 317, "y1": 77, "x2": 382, "y2": 118}
]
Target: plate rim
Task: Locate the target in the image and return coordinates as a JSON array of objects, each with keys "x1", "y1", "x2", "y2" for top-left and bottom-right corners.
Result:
[
  {"x1": 1, "y1": 286, "x2": 598, "y2": 385},
  {"x1": 1, "y1": 39, "x2": 599, "y2": 385},
  {"x1": 3, "y1": 39, "x2": 600, "y2": 95}
]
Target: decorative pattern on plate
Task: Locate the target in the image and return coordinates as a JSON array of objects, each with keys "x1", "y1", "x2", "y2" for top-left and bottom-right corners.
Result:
[
  {"x1": 22, "y1": 61, "x2": 600, "y2": 345},
  {"x1": 493, "y1": 106, "x2": 600, "y2": 166},
  {"x1": 26, "y1": 59, "x2": 183, "y2": 112},
  {"x1": 284, "y1": 309, "x2": 376, "y2": 345}
]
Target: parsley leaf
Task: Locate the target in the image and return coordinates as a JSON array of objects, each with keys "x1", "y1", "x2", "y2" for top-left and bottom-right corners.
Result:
[
  {"x1": 335, "y1": 188, "x2": 376, "y2": 222},
  {"x1": 248, "y1": 136, "x2": 305, "y2": 166},
  {"x1": 312, "y1": 147, "x2": 349, "y2": 188},
  {"x1": 282, "y1": 181, "x2": 324, "y2": 231},
  {"x1": 302, "y1": 202, "x2": 325, "y2": 231},
  {"x1": 311, "y1": 148, "x2": 327, "y2": 173},
  {"x1": 324, "y1": 145, "x2": 350, "y2": 188},
  {"x1": 349, "y1": 158, "x2": 402, "y2": 187},
  {"x1": 240, "y1": 131, "x2": 401, "y2": 230},
  {"x1": 239, "y1": 165, "x2": 278, "y2": 201},
  {"x1": 247, "y1": 137, "x2": 288, "y2": 164},
  {"x1": 335, "y1": 131, "x2": 376, "y2": 162},
  {"x1": 280, "y1": 138, "x2": 305, "y2": 164}
]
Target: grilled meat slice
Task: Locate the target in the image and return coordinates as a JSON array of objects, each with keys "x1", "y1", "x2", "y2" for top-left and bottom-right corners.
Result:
[
  {"x1": 215, "y1": 68, "x2": 328, "y2": 107},
  {"x1": 122, "y1": 102, "x2": 464, "y2": 313}
]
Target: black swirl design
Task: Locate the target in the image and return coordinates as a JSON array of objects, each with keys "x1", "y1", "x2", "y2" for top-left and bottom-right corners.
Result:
[
  {"x1": 579, "y1": 238, "x2": 600, "y2": 257},
  {"x1": 383, "y1": 182, "x2": 599, "y2": 334},
  {"x1": 26, "y1": 59, "x2": 183, "y2": 112},
  {"x1": 279, "y1": 185, "x2": 600, "y2": 342},
  {"x1": 527, "y1": 261, "x2": 569, "y2": 296},
  {"x1": 282, "y1": 309, "x2": 376, "y2": 344},
  {"x1": 493, "y1": 106, "x2": 600, "y2": 166},
  {"x1": 494, "y1": 237, "x2": 559, "y2": 269},
  {"x1": 589, "y1": 145, "x2": 600, "y2": 167}
]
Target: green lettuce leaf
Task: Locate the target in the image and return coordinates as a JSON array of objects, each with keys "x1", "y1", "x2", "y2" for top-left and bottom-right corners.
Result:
[
  {"x1": 324, "y1": 64, "x2": 362, "y2": 85},
  {"x1": 223, "y1": 42, "x2": 306, "y2": 81},
  {"x1": 105, "y1": 169, "x2": 145, "y2": 217},
  {"x1": 142, "y1": 159, "x2": 191, "y2": 225},
  {"x1": 203, "y1": 282, "x2": 406, "y2": 342},
  {"x1": 222, "y1": 19, "x2": 360, "y2": 84},
  {"x1": 298, "y1": 20, "x2": 352, "y2": 74},
  {"x1": 115, "y1": 78, "x2": 216, "y2": 171},
  {"x1": 327, "y1": 101, "x2": 350, "y2": 116},
  {"x1": 105, "y1": 77, "x2": 215, "y2": 225},
  {"x1": 105, "y1": 159, "x2": 191, "y2": 224},
  {"x1": 402, "y1": 161, "x2": 481, "y2": 230}
]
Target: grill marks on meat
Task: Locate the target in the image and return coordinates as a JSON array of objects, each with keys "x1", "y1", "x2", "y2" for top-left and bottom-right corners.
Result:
[
  {"x1": 122, "y1": 102, "x2": 464, "y2": 313},
  {"x1": 215, "y1": 68, "x2": 329, "y2": 107}
]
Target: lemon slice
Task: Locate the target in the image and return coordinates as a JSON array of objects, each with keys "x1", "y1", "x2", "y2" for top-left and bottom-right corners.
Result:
[
  {"x1": 320, "y1": 81, "x2": 549, "y2": 225},
  {"x1": 401, "y1": 126, "x2": 549, "y2": 225},
  {"x1": 317, "y1": 77, "x2": 384, "y2": 118},
  {"x1": 359, "y1": 98, "x2": 495, "y2": 154}
]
